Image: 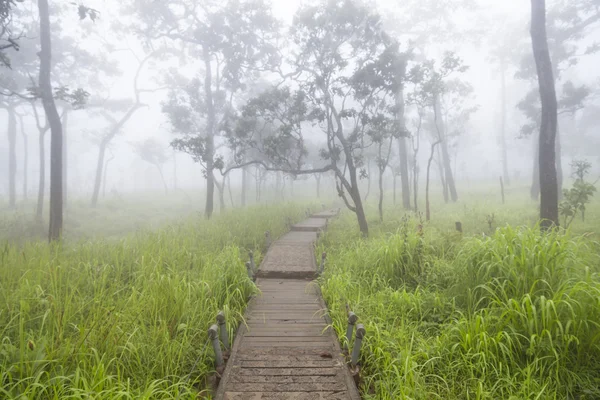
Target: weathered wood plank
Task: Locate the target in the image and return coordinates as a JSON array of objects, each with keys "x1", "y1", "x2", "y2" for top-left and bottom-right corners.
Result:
[
  {"x1": 224, "y1": 391, "x2": 348, "y2": 400},
  {"x1": 227, "y1": 383, "x2": 346, "y2": 392}
]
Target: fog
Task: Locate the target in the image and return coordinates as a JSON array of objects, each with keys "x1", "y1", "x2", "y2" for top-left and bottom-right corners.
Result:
[{"x1": 0, "y1": 0, "x2": 599, "y2": 240}]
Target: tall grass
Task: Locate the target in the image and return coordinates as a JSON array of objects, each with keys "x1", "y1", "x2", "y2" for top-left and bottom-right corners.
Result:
[
  {"x1": 0, "y1": 203, "x2": 308, "y2": 399},
  {"x1": 319, "y1": 201, "x2": 600, "y2": 399}
]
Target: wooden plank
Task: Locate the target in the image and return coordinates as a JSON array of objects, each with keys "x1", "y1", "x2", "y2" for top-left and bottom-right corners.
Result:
[
  {"x1": 239, "y1": 361, "x2": 336, "y2": 369},
  {"x1": 224, "y1": 392, "x2": 349, "y2": 400},
  {"x1": 237, "y1": 368, "x2": 338, "y2": 376},
  {"x1": 227, "y1": 383, "x2": 346, "y2": 392},
  {"x1": 230, "y1": 374, "x2": 338, "y2": 383}
]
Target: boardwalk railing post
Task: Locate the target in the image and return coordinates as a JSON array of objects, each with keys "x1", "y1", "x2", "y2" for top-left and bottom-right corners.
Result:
[
  {"x1": 245, "y1": 261, "x2": 255, "y2": 282},
  {"x1": 351, "y1": 323, "x2": 366, "y2": 367},
  {"x1": 208, "y1": 324, "x2": 224, "y2": 367},
  {"x1": 216, "y1": 311, "x2": 229, "y2": 350},
  {"x1": 345, "y1": 311, "x2": 358, "y2": 352},
  {"x1": 249, "y1": 251, "x2": 256, "y2": 272},
  {"x1": 318, "y1": 252, "x2": 326, "y2": 275},
  {"x1": 265, "y1": 231, "x2": 271, "y2": 248}
]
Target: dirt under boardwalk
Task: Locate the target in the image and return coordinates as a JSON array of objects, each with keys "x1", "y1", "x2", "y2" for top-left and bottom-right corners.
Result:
[{"x1": 216, "y1": 279, "x2": 359, "y2": 400}]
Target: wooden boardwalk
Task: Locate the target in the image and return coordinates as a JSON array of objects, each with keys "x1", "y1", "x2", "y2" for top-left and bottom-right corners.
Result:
[{"x1": 215, "y1": 210, "x2": 360, "y2": 400}]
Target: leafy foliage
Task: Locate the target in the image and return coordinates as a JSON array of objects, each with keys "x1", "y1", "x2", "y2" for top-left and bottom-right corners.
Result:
[{"x1": 560, "y1": 160, "x2": 597, "y2": 227}]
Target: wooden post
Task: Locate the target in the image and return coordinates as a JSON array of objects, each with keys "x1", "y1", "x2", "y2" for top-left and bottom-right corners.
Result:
[
  {"x1": 208, "y1": 324, "x2": 224, "y2": 367},
  {"x1": 351, "y1": 324, "x2": 365, "y2": 367},
  {"x1": 455, "y1": 221, "x2": 463, "y2": 233},
  {"x1": 345, "y1": 311, "x2": 358, "y2": 352}
]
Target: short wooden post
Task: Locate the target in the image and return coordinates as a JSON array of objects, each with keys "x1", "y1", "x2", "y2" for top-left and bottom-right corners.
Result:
[
  {"x1": 245, "y1": 261, "x2": 255, "y2": 282},
  {"x1": 216, "y1": 311, "x2": 229, "y2": 350},
  {"x1": 318, "y1": 252, "x2": 326, "y2": 274},
  {"x1": 248, "y1": 251, "x2": 255, "y2": 272},
  {"x1": 265, "y1": 231, "x2": 271, "y2": 248},
  {"x1": 351, "y1": 324, "x2": 365, "y2": 367},
  {"x1": 208, "y1": 324, "x2": 224, "y2": 367},
  {"x1": 455, "y1": 221, "x2": 463, "y2": 233},
  {"x1": 345, "y1": 311, "x2": 358, "y2": 352}
]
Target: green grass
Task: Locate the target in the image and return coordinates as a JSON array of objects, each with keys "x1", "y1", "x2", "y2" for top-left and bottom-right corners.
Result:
[
  {"x1": 0, "y1": 202, "x2": 310, "y2": 399},
  {"x1": 318, "y1": 188, "x2": 600, "y2": 399}
]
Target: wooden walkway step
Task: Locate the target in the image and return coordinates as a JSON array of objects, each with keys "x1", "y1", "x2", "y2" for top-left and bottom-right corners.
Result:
[{"x1": 215, "y1": 209, "x2": 359, "y2": 400}]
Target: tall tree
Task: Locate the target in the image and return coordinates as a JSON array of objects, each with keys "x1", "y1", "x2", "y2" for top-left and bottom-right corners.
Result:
[
  {"x1": 38, "y1": 0, "x2": 64, "y2": 241},
  {"x1": 233, "y1": 0, "x2": 404, "y2": 236},
  {"x1": 132, "y1": 0, "x2": 279, "y2": 219},
  {"x1": 530, "y1": 0, "x2": 559, "y2": 229}
]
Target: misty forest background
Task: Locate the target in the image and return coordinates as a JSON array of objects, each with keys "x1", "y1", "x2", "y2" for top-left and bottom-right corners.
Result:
[{"x1": 1, "y1": 0, "x2": 600, "y2": 399}]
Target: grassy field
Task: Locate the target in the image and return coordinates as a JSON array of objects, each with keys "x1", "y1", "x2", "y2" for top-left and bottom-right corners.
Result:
[
  {"x1": 318, "y1": 186, "x2": 600, "y2": 399},
  {"x1": 0, "y1": 202, "x2": 310, "y2": 399}
]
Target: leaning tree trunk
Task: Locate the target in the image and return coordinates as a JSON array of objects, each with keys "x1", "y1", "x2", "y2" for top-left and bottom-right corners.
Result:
[
  {"x1": 91, "y1": 141, "x2": 108, "y2": 207},
  {"x1": 36, "y1": 129, "x2": 46, "y2": 222},
  {"x1": 531, "y1": 0, "x2": 559, "y2": 229},
  {"x1": 434, "y1": 94, "x2": 458, "y2": 202},
  {"x1": 7, "y1": 107, "x2": 17, "y2": 208},
  {"x1": 39, "y1": 0, "x2": 64, "y2": 241},
  {"x1": 214, "y1": 175, "x2": 226, "y2": 212},
  {"x1": 102, "y1": 153, "x2": 113, "y2": 198}
]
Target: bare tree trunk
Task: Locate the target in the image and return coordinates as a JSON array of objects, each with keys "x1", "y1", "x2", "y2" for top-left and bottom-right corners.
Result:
[
  {"x1": 62, "y1": 110, "x2": 68, "y2": 207},
  {"x1": 215, "y1": 176, "x2": 225, "y2": 212},
  {"x1": 398, "y1": 136, "x2": 411, "y2": 209},
  {"x1": 102, "y1": 153, "x2": 113, "y2": 198},
  {"x1": 19, "y1": 115, "x2": 28, "y2": 201},
  {"x1": 531, "y1": 0, "x2": 559, "y2": 229},
  {"x1": 6, "y1": 107, "x2": 16, "y2": 208},
  {"x1": 556, "y1": 125, "x2": 563, "y2": 198},
  {"x1": 531, "y1": 133, "x2": 540, "y2": 199},
  {"x1": 241, "y1": 165, "x2": 247, "y2": 206},
  {"x1": 434, "y1": 94, "x2": 458, "y2": 202},
  {"x1": 39, "y1": 0, "x2": 64, "y2": 241},
  {"x1": 91, "y1": 142, "x2": 107, "y2": 206},
  {"x1": 426, "y1": 140, "x2": 441, "y2": 221},
  {"x1": 364, "y1": 162, "x2": 371, "y2": 201},
  {"x1": 227, "y1": 173, "x2": 234, "y2": 208},
  {"x1": 393, "y1": 173, "x2": 397, "y2": 206},
  {"x1": 203, "y1": 47, "x2": 216, "y2": 219},
  {"x1": 36, "y1": 129, "x2": 46, "y2": 222},
  {"x1": 500, "y1": 58, "x2": 510, "y2": 185},
  {"x1": 436, "y1": 149, "x2": 449, "y2": 203},
  {"x1": 378, "y1": 166, "x2": 384, "y2": 222}
]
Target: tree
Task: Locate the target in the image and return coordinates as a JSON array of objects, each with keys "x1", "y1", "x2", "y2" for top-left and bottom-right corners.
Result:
[
  {"x1": 233, "y1": 1, "x2": 404, "y2": 236},
  {"x1": 90, "y1": 50, "x2": 165, "y2": 207},
  {"x1": 131, "y1": 0, "x2": 279, "y2": 219},
  {"x1": 517, "y1": 0, "x2": 600, "y2": 199},
  {"x1": 38, "y1": 0, "x2": 64, "y2": 241},
  {"x1": 530, "y1": 0, "x2": 559, "y2": 229},
  {"x1": 0, "y1": 0, "x2": 21, "y2": 69}
]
